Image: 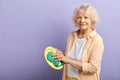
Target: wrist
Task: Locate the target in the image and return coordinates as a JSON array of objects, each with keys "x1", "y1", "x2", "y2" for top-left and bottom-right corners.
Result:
[{"x1": 65, "y1": 57, "x2": 72, "y2": 64}]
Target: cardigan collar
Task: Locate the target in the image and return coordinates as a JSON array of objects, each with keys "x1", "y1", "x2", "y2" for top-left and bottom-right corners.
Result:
[{"x1": 72, "y1": 29, "x2": 96, "y2": 39}]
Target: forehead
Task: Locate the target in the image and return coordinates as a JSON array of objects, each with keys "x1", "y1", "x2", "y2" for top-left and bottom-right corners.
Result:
[{"x1": 77, "y1": 9, "x2": 90, "y2": 17}]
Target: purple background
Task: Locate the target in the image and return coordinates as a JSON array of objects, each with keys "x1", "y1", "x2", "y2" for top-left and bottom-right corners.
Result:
[{"x1": 0, "y1": 0, "x2": 120, "y2": 80}]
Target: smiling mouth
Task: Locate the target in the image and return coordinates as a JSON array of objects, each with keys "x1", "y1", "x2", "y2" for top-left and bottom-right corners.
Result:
[
  {"x1": 80, "y1": 24, "x2": 87, "y2": 25},
  {"x1": 79, "y1": 23, "x2": 86, "y2": 25}
]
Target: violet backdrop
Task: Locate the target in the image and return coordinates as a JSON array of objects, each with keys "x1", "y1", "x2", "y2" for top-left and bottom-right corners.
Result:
[{"x1": 0, "y1": 0, "x2": 120, "y2": 80}]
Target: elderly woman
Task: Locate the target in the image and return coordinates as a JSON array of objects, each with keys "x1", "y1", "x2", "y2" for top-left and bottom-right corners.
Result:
[{"x1": 53, "y1": 3, "x2": 104, "y2": 80}]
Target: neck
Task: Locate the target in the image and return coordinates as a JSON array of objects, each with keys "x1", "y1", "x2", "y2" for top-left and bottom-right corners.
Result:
[{"x1": 78, "y1": 29, "x2": 93, "y2": 38}]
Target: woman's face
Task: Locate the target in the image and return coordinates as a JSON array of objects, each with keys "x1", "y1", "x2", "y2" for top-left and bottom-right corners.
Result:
[{"x1": 76, "y1": 10, "x2": 92, "y2": 30}]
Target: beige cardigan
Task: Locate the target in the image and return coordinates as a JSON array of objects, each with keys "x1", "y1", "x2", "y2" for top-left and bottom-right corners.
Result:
[{"x1": 62, "y1": 30, "x2": 104, "y2": 80}]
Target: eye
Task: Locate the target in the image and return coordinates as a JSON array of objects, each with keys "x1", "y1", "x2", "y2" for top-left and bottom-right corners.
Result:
[
  {"x1": 77, "y1": 16, "x2": 82, "y2": 19},
  {"x1": 84, "y1": 16, "x2": 89, "y2": 19}
]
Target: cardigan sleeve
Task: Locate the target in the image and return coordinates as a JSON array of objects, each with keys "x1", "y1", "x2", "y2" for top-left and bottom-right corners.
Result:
[
  {"x1": 62, "y1": 33, "x2": 73, "y2": 80},
  {"x1": 81, "y1": 38, "x2": 104, "y2": 74}
]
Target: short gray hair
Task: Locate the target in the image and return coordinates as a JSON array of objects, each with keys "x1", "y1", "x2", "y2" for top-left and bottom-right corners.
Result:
[{"x1": 72, "y1": 4, "x2": 99, "y2": 29}]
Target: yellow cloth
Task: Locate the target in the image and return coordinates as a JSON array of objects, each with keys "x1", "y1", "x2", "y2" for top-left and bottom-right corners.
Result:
[
  {"x1": 68, "y1": 77, "x2": 77, "y2": 80},
  {"x1": 44, "y1": 46, "x2": 63, "y2": 70}
]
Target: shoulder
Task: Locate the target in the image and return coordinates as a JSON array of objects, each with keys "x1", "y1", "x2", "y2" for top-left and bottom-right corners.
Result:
[
  {"x1": 67, "y1": 30, "x2": 79, "y2": 38},
  {"x1": 67, "y1": 30, "x2": 77, "y2": 39},
  {"x1": 94, "y1": 32, "x2": 103, "y2": 42},
  {"x1": 92, "y1": 32, "x2": 104, "y2": 47},
  {"x1": 66, "y1": 30, "x2": 79, "y2": 44}
]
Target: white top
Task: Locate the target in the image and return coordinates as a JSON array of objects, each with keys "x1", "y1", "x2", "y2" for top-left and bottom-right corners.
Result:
[{"x1": 68, "y1": 37, "x2": 87, "y2": 78}]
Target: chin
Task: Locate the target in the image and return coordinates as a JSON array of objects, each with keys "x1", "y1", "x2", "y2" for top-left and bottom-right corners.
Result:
[{"x1": 80, "y1": 26, "x2": 87, "y2": 30}]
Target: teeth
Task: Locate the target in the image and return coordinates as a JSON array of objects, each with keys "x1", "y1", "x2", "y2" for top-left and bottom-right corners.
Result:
[
  {"x1": 80, "y1": 23, "x2": 86, "y2": 25},
  {"x1": 78, "y1": 23, "x2": 86, "y2": 25},
  {"x1": 81, "y1": 24, "x2": 86, "y2": 25}
]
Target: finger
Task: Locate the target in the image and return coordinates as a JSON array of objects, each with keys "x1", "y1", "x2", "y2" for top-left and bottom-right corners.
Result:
[
  {"x1": 54, "y1": 48, "x2": 63, "y2": 54},
  {"x1": 52, "y1": 53, "x2": 58, "y2": 56},
  {"x1": 53, "y1": 57, "x2": 59, "y2": 61}
]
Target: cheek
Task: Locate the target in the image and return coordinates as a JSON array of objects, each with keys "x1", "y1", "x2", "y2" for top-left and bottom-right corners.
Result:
[
  {"x1": 76, "y1": 19, "x2": 79, "y2": 23},
  {"x1": 87, "y1": 20, "x2": 92, "y2": 24},
  {"x1": 76, "y1": 18, "x2": 81, "y2": 21}
]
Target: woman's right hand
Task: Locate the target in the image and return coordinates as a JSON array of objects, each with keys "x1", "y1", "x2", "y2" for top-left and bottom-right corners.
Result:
[{"x1": 52, "y1": 48, "x2": 69, "y2": 63}]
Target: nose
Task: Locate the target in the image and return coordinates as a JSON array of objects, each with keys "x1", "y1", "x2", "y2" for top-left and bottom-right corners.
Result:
[{"x1": 81, "y1": 18, "x2": 85, "y2": 22}]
